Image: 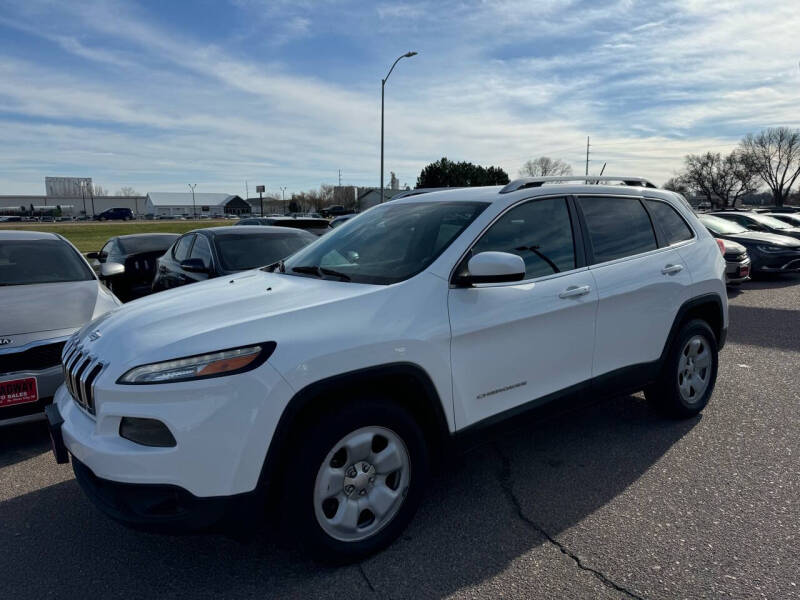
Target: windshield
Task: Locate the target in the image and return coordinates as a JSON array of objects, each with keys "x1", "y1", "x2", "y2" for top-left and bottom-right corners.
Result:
[
  {"x1": 0, "y1": 239, "x2": 94, "y2": 285},
  {"x1": 768, "y1": 213, "x2": 800, "y2": 225},
  {"x1": 698, "y1": 214, "x2": 747, "y2": 234},
  {"x1": 216, "y1": 232, "x2": 315, "y2": 271},
  {"x1": 267, "y1": 219, "x2": 331, "y2": 236},
  {"x1": 750, "y1": 213, "x2": 793, "y2": 229},
  {"x1": 119, "y1": 235, "x2": 179, "y2": 254},
  {"x1": 282, "y1": 201, "x2": 489, "y2": 285}
]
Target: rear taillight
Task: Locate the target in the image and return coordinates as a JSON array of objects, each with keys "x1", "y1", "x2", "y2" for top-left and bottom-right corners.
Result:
[{"x1": 715, "y1": 239, "x2": 726, "y2": 254}]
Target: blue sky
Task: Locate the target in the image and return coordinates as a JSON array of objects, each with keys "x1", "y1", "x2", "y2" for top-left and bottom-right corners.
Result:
[{"x1": 0, "y1": 0, "x2": 798, "y2": 196}]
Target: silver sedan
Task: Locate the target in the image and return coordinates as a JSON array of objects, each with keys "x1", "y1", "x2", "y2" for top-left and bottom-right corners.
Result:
[{"x1": 0, "y1": 230, "x2": 120, "y2": 426}]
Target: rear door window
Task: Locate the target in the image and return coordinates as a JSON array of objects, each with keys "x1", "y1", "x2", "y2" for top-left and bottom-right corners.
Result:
[
  {"x1": 189, "y1": 235, "x2": 213, "y2": 268},
  {"x1": 645, "y1": 200, "x2": 694, "y2": 246},
  {"x1": 172, "y1": 234, "x2": 194, "y2": 261},
  {"x1": 578, "y1": 196, "x2": 657, "y2": 263}
]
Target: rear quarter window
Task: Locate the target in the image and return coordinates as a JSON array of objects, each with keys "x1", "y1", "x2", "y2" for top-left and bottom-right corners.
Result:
[{"x1": 645, "y1": 199, "x2": 694, "y2": 245}]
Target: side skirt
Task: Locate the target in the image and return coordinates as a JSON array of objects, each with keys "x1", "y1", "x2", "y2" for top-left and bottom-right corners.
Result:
[{"x1": 451, "y1": 361, "x2": 659, "y2": 453}]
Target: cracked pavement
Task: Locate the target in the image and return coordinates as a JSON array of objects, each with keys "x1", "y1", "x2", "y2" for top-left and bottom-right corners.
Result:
[{"x1": 1, "y1": 274, "x2": 798, "y2": 599}]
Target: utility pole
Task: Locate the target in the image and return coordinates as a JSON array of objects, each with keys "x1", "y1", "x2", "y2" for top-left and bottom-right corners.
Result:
[
  {"x1": 188, "y1": 183, "x2": 197, "y2": 219},
  {"x1": 90, "y1": 184, "x2": 96, "y2": 217},
  {"x1": 585, "y1": 136, "x2": 590, "y2": 182},
  {"x1": 280, "y1": 186, "x2": 287, "y2": 215},
  {"x1": 80, "y1": 181, "x2": 86, "y2": 216},
  {"x1": 338, "y1": 169, "x2": 342, "y2": 186}
]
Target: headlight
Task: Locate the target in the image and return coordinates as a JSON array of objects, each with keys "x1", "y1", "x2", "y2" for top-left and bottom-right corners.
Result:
[
  {"x1": 117, "y1": 343, "x2": 275, "y2": 384},
  {"x1": 756, "y1": 245, "x2": 789, "y2": 253}
]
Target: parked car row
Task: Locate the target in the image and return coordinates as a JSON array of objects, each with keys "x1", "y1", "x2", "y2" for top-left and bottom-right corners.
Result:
[
  {"x1": 697, "y1": 212, "x2": 800, "y2": 282},
  {"x1": 91, "y1": 226, "x2": 319, "y2": 300},
  {"x1": 6, "y1": 178, "x2": 799, "y2": 563}
]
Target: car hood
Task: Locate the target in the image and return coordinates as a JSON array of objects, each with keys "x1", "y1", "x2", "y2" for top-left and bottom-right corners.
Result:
[
  {"x1": 1, "y1": 281, "x2": 101, "y2": 336},
  {"x1": 78, "y1": 269, "x2": 384, "y2": 369},
  {"x1": 720, "y1": 231, "x2": 800, "y2": 248},
  {"x1": 721, "y1": 239, "x2": 746, "y2": 255}
]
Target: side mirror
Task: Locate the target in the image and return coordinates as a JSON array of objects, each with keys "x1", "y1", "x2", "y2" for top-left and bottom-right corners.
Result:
[
  {"x1": 100, "y1": 262, "x2": 125, "y2": 278},
  {"x1": 456, "y1": 251, "x2": 526, "y2": 286},
  {"x1": 180, "y1": 258, "x2": 209, "y2": 273},
  {"x1": 86, "y1": 251, "x2": 100, "y2": 260}
]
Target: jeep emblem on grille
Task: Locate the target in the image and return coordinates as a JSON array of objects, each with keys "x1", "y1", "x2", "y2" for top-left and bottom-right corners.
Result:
[
  {"x1": 88, "y1": 330, "x2": 102, "y2": 341},
  {"x1": 0, "y1": 338, "x2": 12, "y2": 346}
]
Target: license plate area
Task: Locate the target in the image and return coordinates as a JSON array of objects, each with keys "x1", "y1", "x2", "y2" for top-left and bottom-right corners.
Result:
[{"x1": 0, "y1": 377, "x2": 38, "y2": 407}]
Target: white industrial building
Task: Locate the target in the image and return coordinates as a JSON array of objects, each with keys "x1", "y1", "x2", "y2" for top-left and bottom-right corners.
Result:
[{"x1": 145, "y1": 193, "x2": 251, "y2": 217}]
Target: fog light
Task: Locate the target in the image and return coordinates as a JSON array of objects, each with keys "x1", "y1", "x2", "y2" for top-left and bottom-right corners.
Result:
[{"x1": 119, "y1": 417, "x2": 177, "y2": 447}]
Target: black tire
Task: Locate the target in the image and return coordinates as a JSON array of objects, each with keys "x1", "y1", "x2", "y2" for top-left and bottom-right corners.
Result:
[
  {"x1": 283, "y1": 399, "x2": 429, "y2": 563},
  {"x1": 645, "y1": 319, "x2": 718, "y2": 418}
]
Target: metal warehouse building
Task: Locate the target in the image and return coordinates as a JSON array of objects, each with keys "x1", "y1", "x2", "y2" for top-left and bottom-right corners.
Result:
[{"x1": 145, "y1": 193, "x2": 251, "y2": 217}]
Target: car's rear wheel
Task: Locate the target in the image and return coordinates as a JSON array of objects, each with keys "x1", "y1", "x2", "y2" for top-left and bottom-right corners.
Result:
[
  {"x1": 646, "y1": 319, "x2": 718, "y2": 418},
  {"x1": 283, "y1": 400, "x2": 428, "y2": 563}
]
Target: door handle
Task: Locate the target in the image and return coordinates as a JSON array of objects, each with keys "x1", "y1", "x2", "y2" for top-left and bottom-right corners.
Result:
[
  {"x1": 661, "y1": 264, "x2": 684, "y2": 275},
  {"x1": 558, "y1": 285, "x2": 591, "y2": 299}
]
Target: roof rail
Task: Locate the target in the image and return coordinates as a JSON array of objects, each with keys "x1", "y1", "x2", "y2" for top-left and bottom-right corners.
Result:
[{"x1": 499, "y1": 175, "x2": 658, "y2": 194}]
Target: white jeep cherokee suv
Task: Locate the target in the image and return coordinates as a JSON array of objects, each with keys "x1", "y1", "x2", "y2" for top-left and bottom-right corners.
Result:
[{"x1": 47, "y1": 176, "x2": 727, "y2": 561}]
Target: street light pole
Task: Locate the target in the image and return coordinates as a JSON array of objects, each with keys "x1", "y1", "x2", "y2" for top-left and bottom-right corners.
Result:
[
  {"x1": 188, "y1": 183, "x2": 197, "y2": 219},
  {"x1": 381, "y1": 51, "x2": 418, "y2": 204},
  {"x1": 89, "y1": 184, "x2": 95, "y2": 217},
  {"x1": 80, "y1": 181, "x2": 86, "y2": 216},
  {"x1": 280, "y1": 186, "x2": 287, "y2": 215}
]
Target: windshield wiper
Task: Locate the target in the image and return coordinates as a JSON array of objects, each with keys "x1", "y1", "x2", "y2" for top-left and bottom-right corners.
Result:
[
  {"x1": 515, "y1": 245, "x2": 560, "y2": 274},
  {"x1": 263, "y1": 259, "x2": 285, "y2": 273},
  {"x1": 291, "y1": 265, "x2": 322, "y2": 277},
  {"x1": 319, "y1": 267, "x2": 351, "y2": 281},
  {"x1": 291, "y1": 265, "x2": 351, "y2": 281}
]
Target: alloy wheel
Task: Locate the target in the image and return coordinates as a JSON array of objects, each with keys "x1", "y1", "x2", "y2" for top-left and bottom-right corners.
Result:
[{"x1": 313, "y1": 426, "x2": 410, "y2": 542}]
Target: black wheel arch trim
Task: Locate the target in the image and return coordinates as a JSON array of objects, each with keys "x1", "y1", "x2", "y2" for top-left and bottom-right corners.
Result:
[
  {"x1": 256, "y1": 362, "x2": 451, "y2": 495},
  {"x1": 660, "y1": 293, "x2": 727, "y2": 360}
]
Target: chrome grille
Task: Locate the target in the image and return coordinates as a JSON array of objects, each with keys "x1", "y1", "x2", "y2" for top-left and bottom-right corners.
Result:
[{"x1": 61, "y1": 339, "x2": 105, "y2": 415}]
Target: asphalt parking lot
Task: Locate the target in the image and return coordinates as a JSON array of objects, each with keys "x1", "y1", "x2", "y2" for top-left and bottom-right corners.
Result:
[{"x1": 1, "y1": 276, "x2": 798, "y2": 600}]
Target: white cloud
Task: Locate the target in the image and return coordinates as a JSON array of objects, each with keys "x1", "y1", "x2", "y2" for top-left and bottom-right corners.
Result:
[{"x1": 0, "y1": 0, "x2": 798, "y2": 194}]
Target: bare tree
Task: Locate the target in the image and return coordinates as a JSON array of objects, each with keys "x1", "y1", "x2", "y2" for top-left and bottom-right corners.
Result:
[
  {"x1": 519, "y1": 157, "x2": 573, "y2": 177},
  {"x1": 680, "y1": 151, "x2": 757, "y2": 208},
  {"x1": 663, "y1": 176, "x2": 689, "y2": 195},
  {"x1": 739, "y1": 127, "x2": 800, "y2": 206},
  {"x1": 93, "y1": 184, "x2": 109, "y2": 196},
  {"x1": 116, "y1": 186, "x2": 139, "y2": 196}
]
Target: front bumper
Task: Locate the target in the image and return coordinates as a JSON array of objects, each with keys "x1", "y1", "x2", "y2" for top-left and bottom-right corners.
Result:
[
  {"x1": 47, "y1": 401, "x2": 238, "y2": 530},
  {"x1": 53, "y1": 359, "x2": 293, "y2": 498},
  {"x1": 0, "y1": 365, "x2": 63, "y2": 423},
  {"x1": 725, "y1": 256, "x2": 751, "y2": 284},
  {"x1": 757, "y1": 257, "x2": 800, "y2": 272},
  {"x1": 749, "y1": 250, "x2": 800, "y2": 273}
]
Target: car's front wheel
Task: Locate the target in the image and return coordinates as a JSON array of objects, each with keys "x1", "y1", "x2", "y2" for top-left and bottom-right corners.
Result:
[{"x1": 284, "y1": 400, "x2": 429, "y2": 563}]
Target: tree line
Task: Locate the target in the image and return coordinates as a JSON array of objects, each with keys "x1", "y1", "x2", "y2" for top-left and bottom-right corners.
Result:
[{"x1": 665, "y1": 127, "x2": 800, "y2": 207}]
